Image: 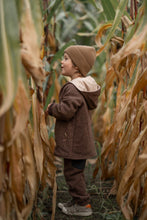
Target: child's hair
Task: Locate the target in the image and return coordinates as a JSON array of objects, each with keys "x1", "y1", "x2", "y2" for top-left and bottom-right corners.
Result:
[
  {"x1": 71, "y1": 59, "x2": 81, "y2": 75},
  {"x1": 65, "y1": 45, "x2": 96, "y2": 76}
]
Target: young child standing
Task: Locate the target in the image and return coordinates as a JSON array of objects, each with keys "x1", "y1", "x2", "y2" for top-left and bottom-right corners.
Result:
[{"x1": 47, "y1": 45, "x2": 101, "y2": 216}]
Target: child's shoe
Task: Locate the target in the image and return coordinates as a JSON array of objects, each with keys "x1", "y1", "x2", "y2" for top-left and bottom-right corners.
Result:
[
  {"x1": 62, "y1": 203, "x2": 92, "y2": 216},
  {"x1": 58, "y1": 199, "x2": 75, "y2": 209}
]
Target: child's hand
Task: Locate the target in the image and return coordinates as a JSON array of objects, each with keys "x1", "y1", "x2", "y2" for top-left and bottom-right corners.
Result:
[
  {"x1": 46, "y1": 103, "x2": 52, "y2": 114},
  {"x1": 45, "y1": 100, "x2": 55, "y2": 116}
]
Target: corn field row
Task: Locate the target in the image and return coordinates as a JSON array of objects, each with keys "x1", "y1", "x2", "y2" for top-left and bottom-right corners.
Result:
[{"x1": 0, "y1": 0, "x2": 147, "y2": 220}]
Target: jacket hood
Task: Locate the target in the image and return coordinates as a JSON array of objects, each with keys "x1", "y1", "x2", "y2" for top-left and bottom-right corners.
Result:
[{"x1": 70, "y1": 76, "x2": 101, "y2": 110}]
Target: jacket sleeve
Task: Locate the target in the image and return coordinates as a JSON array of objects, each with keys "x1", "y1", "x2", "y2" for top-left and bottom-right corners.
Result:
[{"x1": 48, "y1": 84, "x2": 83, "y2": 121}]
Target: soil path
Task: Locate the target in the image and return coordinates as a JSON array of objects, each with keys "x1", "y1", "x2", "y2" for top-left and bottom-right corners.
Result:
[{"x1": 32, "y1": 162, "x2": 125, "y2": 220}]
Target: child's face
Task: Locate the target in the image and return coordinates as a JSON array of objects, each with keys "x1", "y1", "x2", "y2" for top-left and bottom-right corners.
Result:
[{"x1": 61, "y1": 53, "x2": 77, "y2": 78}]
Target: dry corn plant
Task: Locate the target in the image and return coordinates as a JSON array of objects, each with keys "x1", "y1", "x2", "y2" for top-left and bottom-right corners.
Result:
[
  {"x1": 0, "y1": 0, "x2": 56, "y2": 219},
  {"x1": 93, "y1": 1, "x2": 147, "y2": 219}
]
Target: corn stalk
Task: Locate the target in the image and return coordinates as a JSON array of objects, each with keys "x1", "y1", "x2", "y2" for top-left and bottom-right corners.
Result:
[
  {"x1": 0, "y1": 0, "x2": 56, "y2": 219},
  {"x1": 93, "y1": 0, "x2": 147, "y2": 219}
]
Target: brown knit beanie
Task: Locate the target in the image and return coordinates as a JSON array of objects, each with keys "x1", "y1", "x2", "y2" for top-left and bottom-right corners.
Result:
[{"x1": 64, "y1": 45, "x2": 96, "y2": 76}]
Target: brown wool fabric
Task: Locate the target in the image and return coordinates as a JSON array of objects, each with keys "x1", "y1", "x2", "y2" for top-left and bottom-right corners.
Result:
[{"x1": 65, "y1": 45, "x2": 96, "y2": 76}]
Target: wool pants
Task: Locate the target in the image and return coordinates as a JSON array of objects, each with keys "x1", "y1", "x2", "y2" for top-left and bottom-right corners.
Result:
[{"x1": 64, "y1": 158, "x2": 90, "y2": 206}]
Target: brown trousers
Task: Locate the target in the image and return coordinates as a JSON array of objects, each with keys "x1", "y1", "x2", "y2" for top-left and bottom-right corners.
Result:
[{"x1": 64, "y1": 158, "x2": 90, "y2": 206}]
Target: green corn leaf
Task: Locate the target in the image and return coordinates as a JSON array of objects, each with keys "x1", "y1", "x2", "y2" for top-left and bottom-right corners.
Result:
[
  {"x1": 137, "y1": 0, "x2": 147, "y2": 33},
  {"x1": 106, "y1": 0, "x2": 129, "y2": 40},
  {"x1": 0, "y1": 0, "x2": 20, "y2": 116},
  {"x1": 101, "y1": 0, "x2": 115, "y2": 20},
  {"x1": 84, "y1": 0, "x2": 100, "y2": 10},
  {"x1": 44, "y1": 73, "x2": 55, "y2": 110},
  {"x1": 125, "y1": 8, "x2": 141, "y2": 43},
  {"x1": 15, "y1": 0, "x2": 23, "y2": 20},
  {"x1": 30, "y1": 0, "x2": 43, "y2": 45},
  {"x1": 96, "y1": 0, "x2": 129, "y2": 55},
  {"x1": 110, "y1": 0, "x2": 119, "y2": 10},
  {"x1": 47, "y1": 0, "x2": 62, "y2": 23},
  {"x1": 124, "y1": 2, "x2": 146, "y2": 43}
]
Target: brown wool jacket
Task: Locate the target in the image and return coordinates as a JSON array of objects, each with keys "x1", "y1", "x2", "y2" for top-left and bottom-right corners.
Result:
[{"x1": 48, "y1": 76, "x2": 101, "y2": 159}]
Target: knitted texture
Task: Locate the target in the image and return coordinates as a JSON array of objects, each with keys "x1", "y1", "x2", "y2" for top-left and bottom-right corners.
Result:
[{"x1": 65, "y1": 45, "x2": 96, "y2": 76}]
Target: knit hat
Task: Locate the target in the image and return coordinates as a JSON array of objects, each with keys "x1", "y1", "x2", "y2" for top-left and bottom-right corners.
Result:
[{"x1": 64, "y1": 45, "x2": 96, "y2": 76}]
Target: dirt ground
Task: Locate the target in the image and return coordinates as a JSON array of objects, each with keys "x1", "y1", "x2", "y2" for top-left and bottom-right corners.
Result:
[{"x1": 30, "y1": 162, "x2": 128, "y2": 220}]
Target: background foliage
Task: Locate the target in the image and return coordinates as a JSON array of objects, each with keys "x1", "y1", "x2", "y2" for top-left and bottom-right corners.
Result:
[{"x1": 0, "y1": 0, "x2": 146, "y2": 220}]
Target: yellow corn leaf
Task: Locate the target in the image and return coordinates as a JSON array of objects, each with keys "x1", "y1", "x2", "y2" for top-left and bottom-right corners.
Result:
[
  {"x1": 121, "y1": 15, "x2": 134, "y2": 29},
  {"x1": 115, "y1": 89, "x2": 132, "y2": 133},
  {"x1": 40, "y1": 111, "x2": 56, "y2": 186},
  {"x1": 21, "y1": 129, "x2": 37, "y2": 220},
  {"x1": 0, "y1": 189, "x2": 6, "y2": 219},
  {"x1": 127, "y1": 55, "x2": 138, "y2": 78},
  {"x1": 122, "y1": 138, "x2": 147, "y2": 218},
  {"x1": 102, "y1": 108, "x2": 111, "y2": 131},
  {"x1": 105, "y1": 67, "x2": 116, "y2": 91},
  {"x1": 144, "y1": 100, "x2": 147, "y2": 113},
  {"x1": 110, "y1": 36, "x2": 124, "y2": 55},
  {"x1": 95, "y1": 23, "x2": 112, "y2": 47},
  {"x1": 95, "y1": 23, "x2": 112, "y2": 56},
  {"x1": 117, "y1": 125, "x2": 147, "y2": 219},
  {"x1": 139, "y1": 177, "x2": 147, "y2": 220},
  {"x1": 101, "y1": 124, "x2": 117, "y2": 179},
  {"x1": 115, "y1": 80, "x2": 124, "y2": 114},
  {"x1": 114, "y1": 121, "x2": 132, "y2": 183},
  {"x1": 42, "y1": 139, "x2": 56, "y2": 187},
  {"x1": 10, "y1": 139, "x2": 24, "y2": 208},
  {"x1": 131, "y1": 152, "x2": 147, "y2": 213},
  {"x1": 8, "y1": 79, "x2": 31, "y2": 146},
  {"x1": 131, "y1": 67, "x2": 147, "y2": 99},
  {"x1": 32, "y1": 88, "x2": 44, "y2": 180},
  {"x1": 111, "y1": 24, "x2": 147, "y2": 69},
  {"x1": 3, "y1": 191, "x2": 11, "y2": 220},
  {"x1": 21, "y1": 0, "x2": 45, "y2": 87},
  {"x1": 115, "y1": 100, "x2": 145, "y2": 181}
]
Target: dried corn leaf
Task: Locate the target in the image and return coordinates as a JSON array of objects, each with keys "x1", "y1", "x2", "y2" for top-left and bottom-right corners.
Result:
[
  {"x1": 96, "y1": 0, "x2": 129, "y2": 55},
  {"x1": 131, "y1": 67, "x2": 147, "y2": 99},
  {"x1": 105, "y1": 67, "x2": 116, "y2": 91},
  {"x1": 94, "y1": 1, "x2": 147, "y2": 219},
  {"x1": 32, "y1": 87, "x2": 44, "y2": 180},
  {"x1": 10, "y1": 139, "x2": 24, "y2": 208},
  {"x1": 0, "y1": 193, "x2": 6, "y2": 219},
  {"x1": 21, "y1": 0, "x2": 45, "y2": 87},
  {"x1": 117, "y1": 126, "x2": 147, "y2": 219},
  {"x1": 8, "y1": 79, "x2": 30, "y2": 146},
  {"x1": 121, "y1": 15, "x2": 133, "y2": 29},
  {"x1": 111, "y1": 24, "x2": 147, "y2": 69},
  {"x1": 40, "y1": 111, "x2": 56, "y2": 186},
  {"x1": 95, "y1": 23, "x2": 112, "y2": 48},
  {"x1": 21, "y1": 129, "x2": 37, "y2": 220},
  {"x1": 114, "y1": 121, "x2": 132, "y2": 183},
  {"x1": 139, "y1": 177, "x2": 147, "y2": 220}
]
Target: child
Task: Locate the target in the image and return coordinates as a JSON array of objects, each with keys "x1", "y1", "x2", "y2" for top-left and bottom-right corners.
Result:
[{"x1": 47, "y1": 45, "x2": 101, "y2": 216}]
